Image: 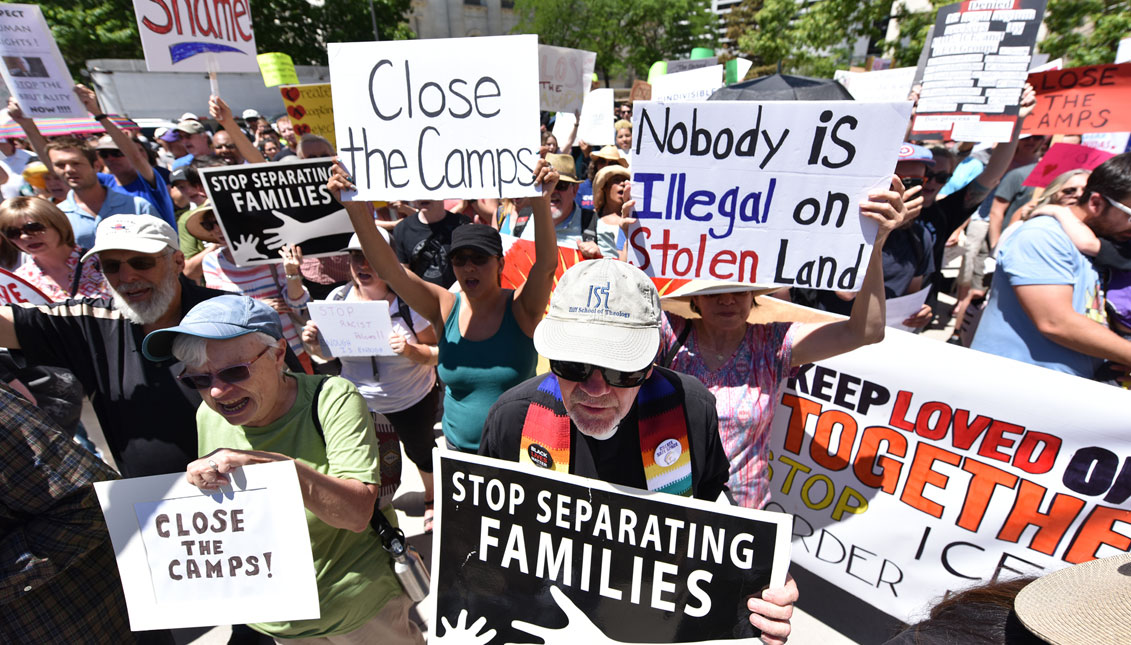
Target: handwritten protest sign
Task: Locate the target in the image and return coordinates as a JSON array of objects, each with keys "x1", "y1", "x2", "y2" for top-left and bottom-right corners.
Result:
[
  {"x1": 432, "y1": 452, "x2": 792, "y2": 643},
  {"x1": 328, "y1": 35, "x2": 540, "y2": 201},
  {"x1": 280, "y1": 83, "x2": 336, "y2": 147},
  {"x1": 577, "y1": 87, "x2": 615, "y2": 146},
  {"x1": 0, "y1": 267, "x2": 48, "y2": 305},
  {"x1": 834, "y1": 67, "x2": 916, "y2": 102},
  {"x1": 94, "y1": 461, "x2": 318, "y2": 630},
  {"x1": 1081, "y1": 131, "x2": 1131, "y2": 155},
  {"x1": 0, "y1": 4, "x2": 85, "y2": 118},
  {"x1": 911, "y1": 0, "x2": 1046, "y2": 142},
  {"x1": 624, "y1": 100, "x2": 911, "y2": 291},
  {"x1": 630, "y1": 79, "x2": 652, "y2": 103},
  {"x1": 131, "y1": 0, "x2": 258, "y2": 73},
  {"x1": 258, "y1": 52, "x2": 298, "y2": 87},
  {"x1": 200, "y1": 159, "x2": 351, "y2": 266},
  {"x1": 538, "y1": 44, "x2": 596, "y2": 113},
  {"x1": 650, "y1": 65, "x2": 724, "y2": 102},
  {"x1": 667, "y1": 57, "x2": 718, "y2": 74},
  {"x1": 1021, "y1": 62, "x2": 1131, "y2": 136},
  {"x1": 1022, "y1": 142, "x2": 1114, "y2": 187},
  {"x1": 763, "y1": 320, "x2": 1131, "y2": 629},
  {"x1": 307, "y1": 301, "x2": 394, "y2": 357}
]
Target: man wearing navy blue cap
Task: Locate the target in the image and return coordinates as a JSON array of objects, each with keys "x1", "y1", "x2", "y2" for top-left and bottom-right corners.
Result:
[{"x1": 143, "y1": 295, "x2": 422, "y2": 645}]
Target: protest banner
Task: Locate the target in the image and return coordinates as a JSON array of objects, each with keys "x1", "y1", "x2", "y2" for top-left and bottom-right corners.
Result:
[
  {"x1": 94, "y1": 460, "x2": 319, "y2": 630},
  {"x1": 667, "y1": 56, "x2": 718, "y2": 74},
  {"x1": 306, "y1": 300, "x2": 394, "y2": 357},
  {"x1": 279, "y1": 82, "x2": 335, "y2": 147},
  {"x1": 762, "y1": 322, "x2": 1131, "y2": 631},
  {"x1": 1022, "y1": 142, "x2": 1114, "y2": 187},
  {"x1": 577, "y1": 87, "x2": 615, "y2": 146},
  {"x1": 1022, "y1": 62, "x2": 1131, "y2": 136},
  {"x1": 833, "y1": 67, "x2": 916, "y2": 102},
  {"x1": 650, "y1": 65, "x2": 724, "y2": 103},
  {"x1": 911, "y1": 0, "x2": 1047, "y2": 142},
  {"x1": 0, "y1": 3, "x2": 85, "y2": 118},
  {"x1": 623, "y1": 100, "x2": 911, "y2": 291},
  {"x1": 538, "y1": 44, "x2": 596, "y2": 113},
  {"x1": 630, "y1": 79, "x2": 652, "y2": 103},
  {"x1": 258, "y1": 52, "x2": 298, "y2": 87},
  {"x1": 328, "y1": 35, "x2": 540, "y2": 201},
  {"x1": 1117, "y1": 37, "x2": 1131, "y2": 65},
  {"x1": 1081, "y1": 131, "x2": 1131, "y2": 154},
  {"x1": 200, "y1": 159, "x2": 351, "y2": 266},
  {"x1": 131, "y1": 0, "x2": 259, "y2": 72},
  {"x1": 0, "y1": 267, "x2": 48, "y2": 305},
  {"x1": 431, "y1": 452, "x2": 792, "y2": 643}
]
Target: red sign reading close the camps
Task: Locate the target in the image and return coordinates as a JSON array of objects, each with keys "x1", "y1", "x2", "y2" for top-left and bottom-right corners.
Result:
[{"x1": 1023, "y1": 62, "x2": 1131, "y2": 136}]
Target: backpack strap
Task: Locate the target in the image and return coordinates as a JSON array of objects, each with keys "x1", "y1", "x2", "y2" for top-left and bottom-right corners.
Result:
[
  {"x1": 70, "y1": 248, "x2": 87, "y2": 297},
  {"x1": 580, "y1": 208, "x2": 597, "y2": 243},
  {"x1": 392, "y1": 295, "x2": 415, "y2": 337},
  {"x1": 658, "y1": 320, "x2": 693, "y2": 369}
]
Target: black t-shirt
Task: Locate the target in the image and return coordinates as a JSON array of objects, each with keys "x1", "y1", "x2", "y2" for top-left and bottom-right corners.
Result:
[
  {"x1": 478, "y1": 368, "x2": 729, "y2": 501},
  {"x1": 392, "y1": 211, "x2": 470, "y2": 288},
  {"x1": 921, "y1": 182, "x2": 980, "y2": 275},
  {"x1": 11, "y1": 276, "x2": 227, "y2": 477}
]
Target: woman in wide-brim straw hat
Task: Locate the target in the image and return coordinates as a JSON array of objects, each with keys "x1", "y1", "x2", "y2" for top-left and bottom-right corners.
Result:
[
  {"x1": 656, "y1": 175, "x2": 917, "y2": 511},
  {"x1": 592, "y1": 164, "x2": 631, "y2": 258}
]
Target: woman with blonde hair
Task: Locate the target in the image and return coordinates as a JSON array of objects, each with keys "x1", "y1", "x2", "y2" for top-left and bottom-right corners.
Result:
[
  {"x1": 0, "y1": 196, "x2": 109, "y2": 300},
  {"x1": 614, "y1": 118, "x2": 633, "y2": 164}
]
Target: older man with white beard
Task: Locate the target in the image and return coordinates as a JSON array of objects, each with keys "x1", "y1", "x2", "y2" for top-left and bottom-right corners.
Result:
[{"x1": 0, "y1": 215, "x2": 230, "y2": 477}]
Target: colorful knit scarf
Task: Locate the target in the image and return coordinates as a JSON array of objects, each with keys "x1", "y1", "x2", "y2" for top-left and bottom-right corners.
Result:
[{"x1": 519, "y1": 372, "x2": 693, "y2": 496}]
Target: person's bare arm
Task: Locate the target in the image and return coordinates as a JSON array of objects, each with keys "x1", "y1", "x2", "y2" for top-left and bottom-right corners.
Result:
[
  {"x1": 513, "y1": 159, "x2": 560, "y2": 336},
  {"x1": 559, "y1": 109, "x2": 580, "y2": 151},
  {"x1": 210, "y1": 96, "x2": 266, "y2": 164},
  {"x1": 1015, "y1": 283, "x2": 1131, "y2": 364},
  {"x1": 1031, "y1": 205, "x2": 1101, "y2": 256},
  {"x1": 987, "y1": 196, "x2": 1009, "y2": 250},
  {"x1": 7, "y1": 97, "x2": 49, "y2": 164},
  {"x1": 75, "y1": 84, "x2": 154, "y2": 184},
  {"x1": 964, "y1": 83, "x2": 1037, "y2": 209},
  {"x1": 0, "y1": 308, "x2": 21, "y2": 349}
]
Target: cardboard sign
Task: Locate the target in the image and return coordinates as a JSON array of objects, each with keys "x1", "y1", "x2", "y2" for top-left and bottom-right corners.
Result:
[
  {"x1": 328, "y1": 35, "x2": 541, "y2": 201},
  {"x1": 94, "y1": 461, "x2": 319, "y2": 630},
  {"x1": 577, "y1": 87, "x2": 615, "y2": 146},
  {"x1": 131, "y1": 0, "x2": 259, "y2": 72},
  {"x1": 0, "y1": 4, "x2": 85, "y2": 118},
  {"x1": 1022, "y1": 63, "x2": 1131, "y2": 136},
  {"x1": 629, "y1": 79, "x2": 652, "y2": 103},
  {"x1": 306, "y1": 301, "x2": 394, "y2": 357},
  {"x1": 279, "y1": 83, "x2": 335, "y2": 147},
  {"x1": 200, "y1": 160, "x2": 352, "y2": 266},
  {"x1": 1022, "y1": 142, "x2": 1115, "y2": 187},
  {"x1": 834, "y1": 67, "x2": 917, "y2": 102},
  {"x1": 623, "y1": 100, "x2": 911, "y2": 291},
  {"x1": 650, "y1": 65, "x2": 724, "y2": 103},
  {"x1": 258, "y1": 52, "x2": 298, "y2": 87},
  {"x1": 911, "y1": 0, "x2": 1047, "y2": 142},
  {"x1": 432, "y1": 452, "x2": 792, "y2": 643},
  {"x1": 0, "y1": 267, "x2": 49, "y2": 305},
  {"x1": 667, "y1": 57, "x2": 718, "y2": 74},
  {"x1": 538, "y1": 44, "x2": 597, "y2": 113},
  {"x1": 767, "y1": 325, "x2": 1131, "y2": 626}
]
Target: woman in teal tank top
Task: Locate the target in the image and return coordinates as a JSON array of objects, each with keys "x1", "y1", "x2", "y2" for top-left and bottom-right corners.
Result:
[{"x1": 331, "y1": 158, "x2": 561, "y2": 453}]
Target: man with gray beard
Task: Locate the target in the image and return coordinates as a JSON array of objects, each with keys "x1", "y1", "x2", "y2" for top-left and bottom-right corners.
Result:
[{"x1": 0, "y1": 215, "x2": 228, "y2": 477}]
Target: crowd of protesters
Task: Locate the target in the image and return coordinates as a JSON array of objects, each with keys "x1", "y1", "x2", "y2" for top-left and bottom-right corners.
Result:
[{"x1": 2, "y1": 56, "x2": 1130, "y2": 645}]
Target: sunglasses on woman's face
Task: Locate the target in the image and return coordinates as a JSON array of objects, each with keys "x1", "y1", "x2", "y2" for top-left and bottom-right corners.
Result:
[
  {"x1": 450, "y1": 251, "x2": 491, "y2": 267},
  {"x1": 100, "y1": 254, "x2": 163, "y2": 274},
  {"x1": 3, "y1": 221, "x2": 47, "y2": 239},
  {"x1": 178, "y1": 346, "x2": 273, "y2": 390},
  {"x1": 200, "y1": 217, "x2": 218, "y2": 231},
  {"x1": 97, "y1": 149, "x2": 124, "y2": 159},
  {"x1": 548, "y1": 359, "x2": 649, "y2": 388}
]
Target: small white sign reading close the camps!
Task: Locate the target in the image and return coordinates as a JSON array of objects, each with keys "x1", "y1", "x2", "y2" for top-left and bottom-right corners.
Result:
[
  {"x1": 95, "y1": 461, "x2": 319, "y2": 630},
  {"x1": 624, "y1": 100, "x2": 910, "y2": 291},
  {"x1": 538, "y1": 44, "x2": 597, "y2": 113},
  {"x1": 0, "y1": 4, "x2": 85, "y2": 118},
  {"x1": 329, "y1": 35, "x2": 541, "y2": 201},
  {"x1": 307, "y1": 300, "x2": 395, "y2": 357},
  {"x1": 131, "y1": 0, "x2": 259, "y2": 72}
]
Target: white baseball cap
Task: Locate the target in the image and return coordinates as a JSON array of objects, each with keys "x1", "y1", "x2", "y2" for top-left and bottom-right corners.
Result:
[
  {"x1": 82, "y1": 215, "x2": 179, "y2": 261},
  {"x1": 242, "y1": 108, "x2": 261, "y2": 120},
  {"x1": 533, "y1": 259, "x2": 661, "y2": 372}
]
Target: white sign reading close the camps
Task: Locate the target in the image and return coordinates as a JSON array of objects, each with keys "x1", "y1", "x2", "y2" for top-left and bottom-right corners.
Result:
[
  {"x1": 0, "y1": 3, "x2": 85, "y2": 118},
  {"x1": 766, "y1": 326, "x2": 1131, "y2": 625},
  {"x1": 131, "y1": 0, "x2": 259, "y2": 72},
  {"x1": 329, "y1": 35, "x2": 541, "y2": 201},
  {"x1": 577, "y1": 87, "x2": 615, "y2": 146},
  {"x1": 650, "y1": 65, "x2": 724, "y2": 102},
  {"x1": 307, "y1": 300, "x2": 395, "y2": 357},
  {"x1": 624, "y1": 100, "x2": 911, "y2": 291},
  {"x1": 94, "y1": 461, "x2": 319, "y2": 630},
  {"x1": 538, "y1": 44, "x2": 597, "y2": 113}
]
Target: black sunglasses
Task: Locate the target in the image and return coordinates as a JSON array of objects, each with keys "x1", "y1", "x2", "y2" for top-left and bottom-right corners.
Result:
[
  {"x1": 450, "y1": 251, "x2": 491, "y2": 267},
  {"x1": 178, "y1": 346, "x2": 273, "y2": 390},
  {"x1": 900, "y1": 176, "x2": 924, "y2": 190},
  {"x1": 100, "y1": 254, "x2": 164, "y2": 274},
  {"x1": 553, "y1": 181, "x2": 575, "y2": 193},
  {"x1": 97, "y1": 149, "x2": 124, "y2": 159},
  {"x1": 200, "y1": 217, "x2": 217, "y2": 231},
  {"x1": 549, "y1": 359, "x2": 649, "y2": 388},
  {"x1": 924, "y1": 170, "x2": 952, "y2": 184},
  {"x1": 3, "y1": 221, "x2": 47, "y2": 239}
]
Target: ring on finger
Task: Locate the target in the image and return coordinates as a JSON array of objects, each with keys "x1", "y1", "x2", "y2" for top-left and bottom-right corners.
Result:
[{"x1": 208, "y1": 459, "x2": 219, "y2": 471}]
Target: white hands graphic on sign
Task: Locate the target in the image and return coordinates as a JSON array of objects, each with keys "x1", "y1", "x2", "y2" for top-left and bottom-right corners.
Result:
[
  {"x1": 229, "y1": 234, "x2": 269, "y2": 264},
  {"x1": 433, "y1": 609, "x2": 497, "y2": 645},
  {"x1": 263, "y1": 208, "x2": 355, "y2": 250}
]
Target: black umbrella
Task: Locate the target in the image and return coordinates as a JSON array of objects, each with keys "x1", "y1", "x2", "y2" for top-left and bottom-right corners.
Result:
[{"x1": 708, "y1": 73, "x2": 853, "y2": 101}]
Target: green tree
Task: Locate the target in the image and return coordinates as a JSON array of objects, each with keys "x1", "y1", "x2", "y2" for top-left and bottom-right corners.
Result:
[
  {"x1": 513, "y1": 0, "x2": 718, "y2": 82},
  {"x1": 45, "y1": 0, "x2": 143, "y2": 75},
  {"x1": 1041, "y1": 0, "x2": 1131, "y2": 66}
]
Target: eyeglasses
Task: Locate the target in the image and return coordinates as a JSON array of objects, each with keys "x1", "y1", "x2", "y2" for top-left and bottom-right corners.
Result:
[
  {"x1": 900, "y1": 176, "x2": 924, "y2": 190},
  {"x1": 1103, "y1": 195, "x2": 1131, "y2": 223},
  {"x1": 200, "y1": 217, "x2": 218, "y2": 231},
  {"x1": 100, "y1": 252, "x2": 168, "y2": 274},
  {"x1": 450, "y1": 251, "x2": 491, "y2": 267},
  {"x1": 549, "y1": 359, "x2": 649, "y2": 388},
  {"x1": 553, "y1": 181, "x2": 575, "y2": 193},
  {"x1": 924, "y1": 170, "x2": 952, "y2": 184},
  {"x1": 1059, "y1": 186, "x2": 1084, "y2": 196},
  {"x1": 97, "y1": 149, "x2": 124, "y2": 159},
  {"x1": 3, "y1": 221, "x2": 47, "y2": 239},
  {"x1": 178, "y1": 346, "x2": 274, "y2": 390}
]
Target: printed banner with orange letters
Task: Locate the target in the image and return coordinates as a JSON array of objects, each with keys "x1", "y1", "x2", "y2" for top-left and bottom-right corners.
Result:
[{"x1": 766, "y1": 327, "x2": 1131, "y2": 624}]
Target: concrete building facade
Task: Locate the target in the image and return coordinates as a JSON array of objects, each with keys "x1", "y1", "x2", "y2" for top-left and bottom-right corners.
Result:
[{"x1": 409, "y1": 0, "x2": 521, "y2": 39}]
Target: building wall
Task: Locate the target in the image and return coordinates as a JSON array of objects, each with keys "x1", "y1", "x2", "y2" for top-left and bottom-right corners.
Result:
[{"x1": 410, "y1": 0, "x2": 521, "y2": 39}]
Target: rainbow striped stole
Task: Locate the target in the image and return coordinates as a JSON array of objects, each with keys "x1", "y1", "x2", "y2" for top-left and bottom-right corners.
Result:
[{"x1": 518, "y1": 373, "x2": 693, "y2": 497}]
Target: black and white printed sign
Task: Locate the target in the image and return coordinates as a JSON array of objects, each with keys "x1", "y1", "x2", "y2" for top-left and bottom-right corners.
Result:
[
  {"x1": 200, "y1": 160, "x2": 352, "y2": 266},
  {"x1": 432, "y1": 452, "x2": 792, "y2": 643}
]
